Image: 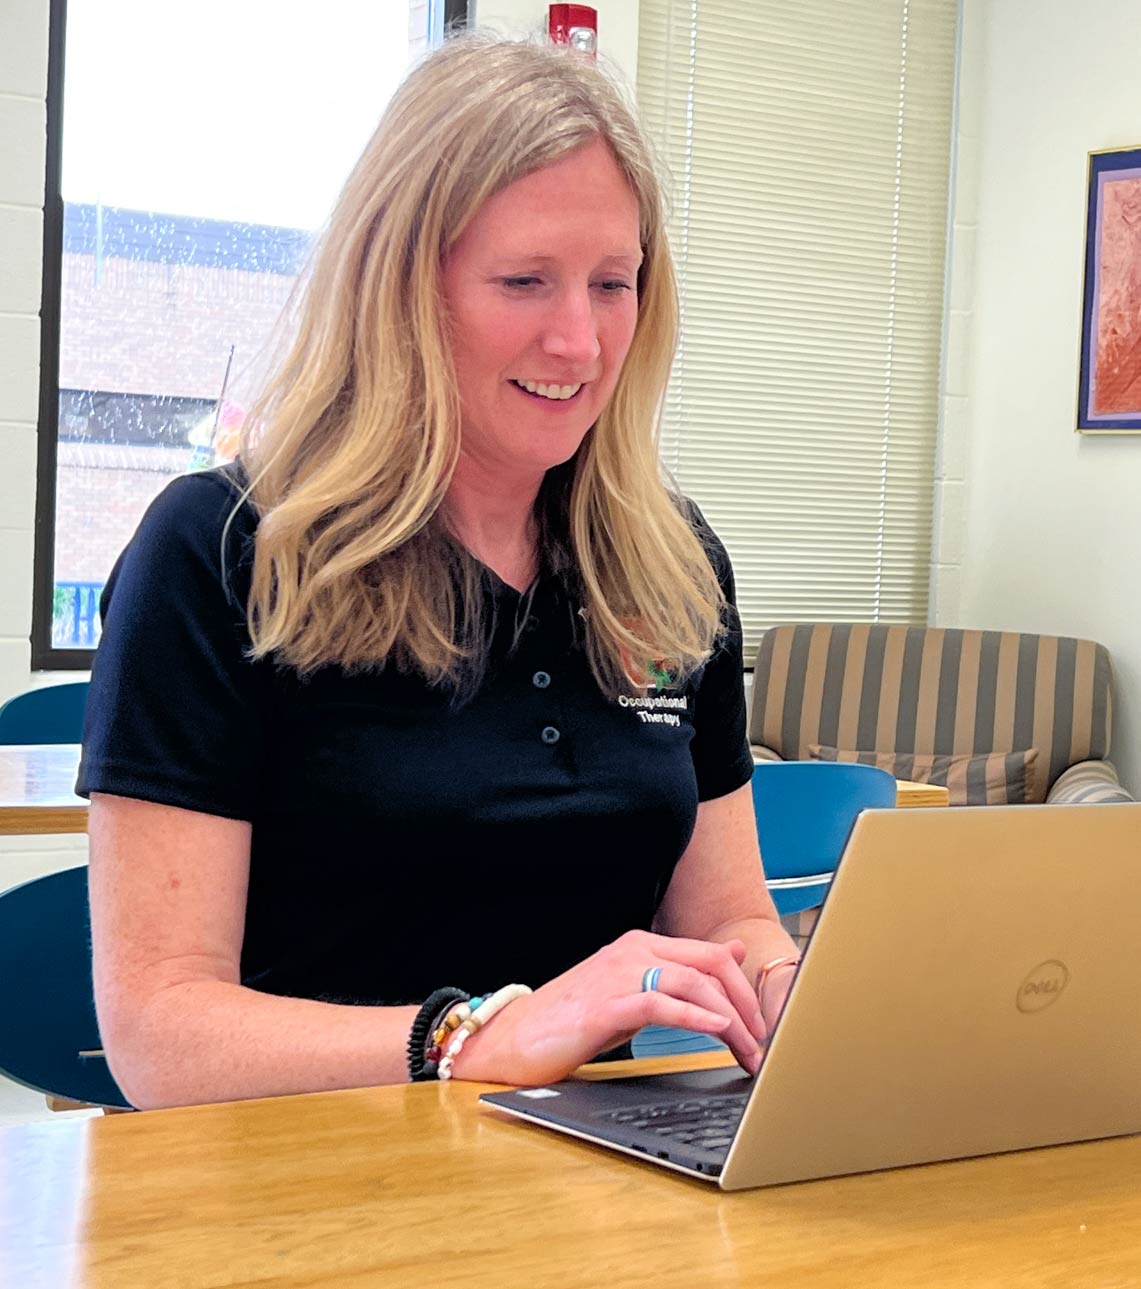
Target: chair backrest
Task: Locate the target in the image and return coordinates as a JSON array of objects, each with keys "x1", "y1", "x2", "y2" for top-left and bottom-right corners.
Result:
[
  {"x1": 752, "y1": 761, "x2": 897, "y2": 916},
  {"x1": 749, "y1": 624, "x2": 1114, "y2": 797},
  {"x1": 0, "y1": 866, "x2": 131, "y2": 1109},
  {"x1": 0, "y1": 681, "x2": 90, "y2": 745}
]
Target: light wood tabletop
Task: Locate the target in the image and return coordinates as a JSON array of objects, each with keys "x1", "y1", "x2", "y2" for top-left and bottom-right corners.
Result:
[
  {"x1": 2, "y1": 1050, "x2": 1140, "y2": 1288},
  {"x1": 0, "y1": 743, "x2": 86, "y2": 836},
  {"x1": 895, "y1": 777, "x2": 951, "y2": 807}
]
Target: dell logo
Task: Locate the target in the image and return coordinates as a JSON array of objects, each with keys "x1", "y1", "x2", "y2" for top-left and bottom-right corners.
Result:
[{"x1": 1016, "y1": 960, "x2": 1069, "y2": 1013}]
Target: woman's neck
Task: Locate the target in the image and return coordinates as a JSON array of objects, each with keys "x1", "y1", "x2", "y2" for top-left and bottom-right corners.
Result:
[{"x1": 445, "y1": 458, "x2": 544, "y2": 593}]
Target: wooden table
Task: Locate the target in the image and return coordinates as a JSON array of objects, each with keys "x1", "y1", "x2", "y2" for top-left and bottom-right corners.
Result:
[
  {"x1": 896, "y1": 778, "x2": 951, "y2": 808},
  {"x1": 2, "y1": 1051, "x2": 1139, "y2": 1287},
  {"x1": 0, "y1": 743, "x2": 86, "y2": 836}
]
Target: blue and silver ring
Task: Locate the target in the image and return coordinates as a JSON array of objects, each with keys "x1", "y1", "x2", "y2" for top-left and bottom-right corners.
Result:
[{"x1": 641, "y1": 966, "x2": 663, "y2": 992}]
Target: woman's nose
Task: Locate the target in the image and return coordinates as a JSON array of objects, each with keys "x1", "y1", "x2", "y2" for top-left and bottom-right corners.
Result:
[{"x1": 541, "y1": 289, "x2": 602, "y2": 365}]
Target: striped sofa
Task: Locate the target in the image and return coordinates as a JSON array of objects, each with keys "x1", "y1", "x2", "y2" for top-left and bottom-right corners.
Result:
[{"x1": 749, "y1": 624, "x2": 1134, "y2": 806}]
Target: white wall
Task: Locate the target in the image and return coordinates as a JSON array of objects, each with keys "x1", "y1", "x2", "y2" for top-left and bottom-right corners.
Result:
[
  {"x1": 472, "y1": 1, "x2": 638, "y2": 89},
  {"x1": 0, "y1": 0, "x2": 88, "y2": 885},
  {"x1": 928, "y1": 0, "x2": 978, "y2": 628},
  {"x1": 0, "y1": 0, "x2": 45, "y2": 706},
  {"x1": 945, "y1": 0, "x2": 1141, "y2": 793}
]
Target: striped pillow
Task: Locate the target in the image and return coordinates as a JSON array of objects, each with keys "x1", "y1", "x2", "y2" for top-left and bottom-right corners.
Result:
[
  {"x1": 808, "y1": 745, "x2": 1040, "y2": 806},
  {"x1": 1047, "y1": 761, "x2": 1134, "y2": 805}
]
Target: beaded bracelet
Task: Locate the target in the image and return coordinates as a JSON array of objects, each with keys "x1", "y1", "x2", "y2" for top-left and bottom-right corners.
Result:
[
  {"x1": 424, "y1": 999, "x2": 475, "y2": 1069},
  {"x1": 437, "y1": 983, "x2": 533, "y2": 1081},
  {"x1": 406, "y1": 987, "x2": 471, "y2": 1082}
]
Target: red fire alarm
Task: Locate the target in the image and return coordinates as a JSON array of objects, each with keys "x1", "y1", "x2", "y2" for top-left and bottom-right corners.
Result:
[{"x1": 548, "y1": 4, "x2": 598, "y2": 57}]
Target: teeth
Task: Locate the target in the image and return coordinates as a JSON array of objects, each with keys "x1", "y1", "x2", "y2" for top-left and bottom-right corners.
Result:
[{"x1": 515, "y1": 380, "x2": 582, "y2": 401}]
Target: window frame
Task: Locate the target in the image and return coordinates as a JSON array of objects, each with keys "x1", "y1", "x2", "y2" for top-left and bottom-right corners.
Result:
[
  {"x1": 31, "y1": 0, "x2": 469, "y2": 670},
  {"x1": 31, "y1": 0, "x2": 71, "y2": 669}
]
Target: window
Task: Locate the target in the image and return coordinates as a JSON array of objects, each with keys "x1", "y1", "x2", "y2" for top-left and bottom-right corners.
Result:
[
  {"x1": 34, "y1": 0, "x2": 467, "y2": 666},
  {"x1": 638, "y1": 0, "x2": 958, "y2": 661}
]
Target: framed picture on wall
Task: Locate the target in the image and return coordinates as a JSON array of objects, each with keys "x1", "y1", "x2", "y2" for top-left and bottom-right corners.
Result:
[{"x1": 1077, "y1": 145, "x2": 1141, "y2": 434}]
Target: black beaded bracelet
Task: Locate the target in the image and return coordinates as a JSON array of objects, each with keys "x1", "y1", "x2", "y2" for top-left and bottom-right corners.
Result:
[{"x1": 407, "y1": 987, "x2": 470, "y2": 1082}]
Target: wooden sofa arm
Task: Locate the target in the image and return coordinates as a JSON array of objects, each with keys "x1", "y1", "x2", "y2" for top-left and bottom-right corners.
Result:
[{"x1": 1047, "y1": 760, "x2": 1135, "y2": 805}]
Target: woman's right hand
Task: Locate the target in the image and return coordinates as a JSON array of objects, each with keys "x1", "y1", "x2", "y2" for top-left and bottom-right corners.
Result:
[{"x1": 448, "y1": 930, "x2": 766, "y2": 1086}]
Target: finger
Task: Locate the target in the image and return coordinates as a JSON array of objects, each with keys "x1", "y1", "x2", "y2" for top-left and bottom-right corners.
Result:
[
  {"x1": 611, "y1": 992, "x2": 759, "y2": 1076},
  {"x1": 644, "y1": 935, "x2": 765, "y2": 1041},
  {"x1": 654, "y1": 964, "x2": 763, "y2": 1073},
  {"x1": 607, "y1": 992, "x2": 733, "y2": 1043}
]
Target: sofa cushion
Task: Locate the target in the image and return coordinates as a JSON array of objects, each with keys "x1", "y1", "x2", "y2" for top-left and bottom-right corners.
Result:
[
  {"x1": 751, "y1": 624, "x2": 1114, "y2": 797},
  {"x1": 1046, "y1": 760, "x2": 1135, "y2": 805},
  {"x1": 808, "y1": 744, "x2": 1041, "y2": 806}
]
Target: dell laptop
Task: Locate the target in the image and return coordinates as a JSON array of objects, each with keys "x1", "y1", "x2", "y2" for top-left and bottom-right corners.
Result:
[{"x1": 481, "y1": 803, "x2": 1141, "y2": 1189}]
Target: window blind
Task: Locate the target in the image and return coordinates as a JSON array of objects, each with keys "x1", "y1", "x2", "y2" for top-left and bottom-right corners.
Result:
[{"x1": 636, "y1": 0, "x2": 958, "y2": 662}]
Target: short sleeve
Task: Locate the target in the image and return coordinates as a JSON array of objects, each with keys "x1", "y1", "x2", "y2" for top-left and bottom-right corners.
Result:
[
  {"x1": 685, "y1": 504, "x2": 755, "y2": 802},
  {"x1": 77, "y1": 468, "x2": 268, "y2": 820}
]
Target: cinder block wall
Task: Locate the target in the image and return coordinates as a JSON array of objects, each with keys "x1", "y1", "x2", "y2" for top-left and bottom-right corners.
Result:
[{"x1": 0, "y1": 0, "x2": 88, "y2": 889}]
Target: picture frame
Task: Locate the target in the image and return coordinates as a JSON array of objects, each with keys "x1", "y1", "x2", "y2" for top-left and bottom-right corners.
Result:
[{"x1": 1077, "y1": 145, "x2": 1141, "y2": 434}]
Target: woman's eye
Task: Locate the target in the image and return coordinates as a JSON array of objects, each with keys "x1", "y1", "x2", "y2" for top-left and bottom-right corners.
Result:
[{"x1": 499, "y1": 276, "x2": 633, "y2": 292}]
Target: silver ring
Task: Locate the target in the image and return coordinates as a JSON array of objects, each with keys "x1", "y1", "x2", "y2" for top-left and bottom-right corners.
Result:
[{"x1": 641, "y1": 966, "x2": 662, "y2": 992}]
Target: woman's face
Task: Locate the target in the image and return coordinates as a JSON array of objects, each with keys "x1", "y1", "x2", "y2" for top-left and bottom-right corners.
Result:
[{"x1": 441, "y1": 137, "x2": 643, "y2": 483}]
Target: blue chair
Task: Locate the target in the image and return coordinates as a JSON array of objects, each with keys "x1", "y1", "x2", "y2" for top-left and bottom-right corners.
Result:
[
  {"x1": 630, "y1": 1023, "x2": 727, "y2": 1059},
  {"x1": 631, "y1": 760, "x2": 896, "y2": 1059},
  {"x1": 0, "y1": 681, "x2": 89, "y2": 744},
  {"x1": 0, "y1": 866, "x2": 131, "y2": 1109},
  {"x1": 753, "y1": 760, "x2": 898, "y2": 917}
]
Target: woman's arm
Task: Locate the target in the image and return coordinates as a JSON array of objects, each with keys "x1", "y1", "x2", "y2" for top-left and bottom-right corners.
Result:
[
  {"x1": 653, "y1": 782, "x2": 801, "y2": 1034},
  {"x1": 91, "y1": 787, "x2": 778, "y2": 1105},
  {"x1": 89, "y1": 794, "x2": 417, "y2": 1108}
]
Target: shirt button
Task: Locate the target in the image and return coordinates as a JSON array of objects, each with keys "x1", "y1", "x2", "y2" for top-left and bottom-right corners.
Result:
[
  {"x1": 532, "y1": 671, "x2": 551, "y2": 689},
  {"x1": 541, "y1": 726, "x2": 560, "y2": 745}
]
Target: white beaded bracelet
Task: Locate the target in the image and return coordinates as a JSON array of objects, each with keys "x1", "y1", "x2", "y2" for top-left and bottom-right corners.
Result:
[{"x1": 437, "y1": 983, "x2": 532, "y2": 1081}]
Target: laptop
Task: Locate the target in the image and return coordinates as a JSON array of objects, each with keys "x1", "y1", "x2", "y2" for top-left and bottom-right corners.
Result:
[{"x1": 481, "y1": 803, "x2": 1141, "y2": 1189}]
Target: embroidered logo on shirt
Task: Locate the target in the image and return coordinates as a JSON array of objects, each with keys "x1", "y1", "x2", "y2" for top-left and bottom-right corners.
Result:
[
  {"x1": 617, "y1": 692, "x2": 689, "y2": 727},
  {"x1": 617, "y1": 618, "x2": 678, "y2": 694},
  {"x1": 647, "y1": 660, "x2": 676, "y2": 690},
  {"x1": 579, "y1": 607, "x2": 685, "y2": 722},
  {"x1": 621, "y1": 648, "x2": 678, "y2": 692}
]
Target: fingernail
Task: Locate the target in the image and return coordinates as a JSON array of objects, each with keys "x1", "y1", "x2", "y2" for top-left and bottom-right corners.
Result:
[{"x1": 749, "y1": 1049, "x2": 762, "y2": 1075}]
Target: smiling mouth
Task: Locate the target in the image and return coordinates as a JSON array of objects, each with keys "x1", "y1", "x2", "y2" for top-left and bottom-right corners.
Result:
[{"x1": 511, "y1": 379, "x2": 584, "y2": 401}]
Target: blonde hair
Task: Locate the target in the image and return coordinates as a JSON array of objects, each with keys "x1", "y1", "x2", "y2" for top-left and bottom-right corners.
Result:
[{"x1": 239, "y1": 33, "x2": 723, "y2": 695}]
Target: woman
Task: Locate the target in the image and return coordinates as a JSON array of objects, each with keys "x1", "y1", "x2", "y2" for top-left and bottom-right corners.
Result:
[{"x1": 79, "y1": 33, "x2": 800, "y2": 1108}]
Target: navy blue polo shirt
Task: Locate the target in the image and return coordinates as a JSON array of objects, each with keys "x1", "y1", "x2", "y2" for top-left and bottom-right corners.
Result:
[{"x1": 78, "y1": 467, "x2": 753, "y2": 1005}]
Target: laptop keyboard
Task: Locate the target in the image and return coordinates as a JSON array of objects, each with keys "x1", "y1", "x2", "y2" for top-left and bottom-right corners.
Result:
[{"x1": 594, "y1": 1093, "x2": 749, "y2": 1153}]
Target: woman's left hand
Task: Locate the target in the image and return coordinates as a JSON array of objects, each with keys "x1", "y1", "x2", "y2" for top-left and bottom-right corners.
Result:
[{"x1": 756, "y1": 957, "x2": 799, "y2": 1044}]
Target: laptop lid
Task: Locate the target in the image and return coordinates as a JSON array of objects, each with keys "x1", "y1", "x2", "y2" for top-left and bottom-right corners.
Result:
[
  {"x1": 484, "y1": 804, "x2": 1141, "y2": 1190},
  {"x1": 721, "y1": 802, "x2": 1141, "y2": 1186}
]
